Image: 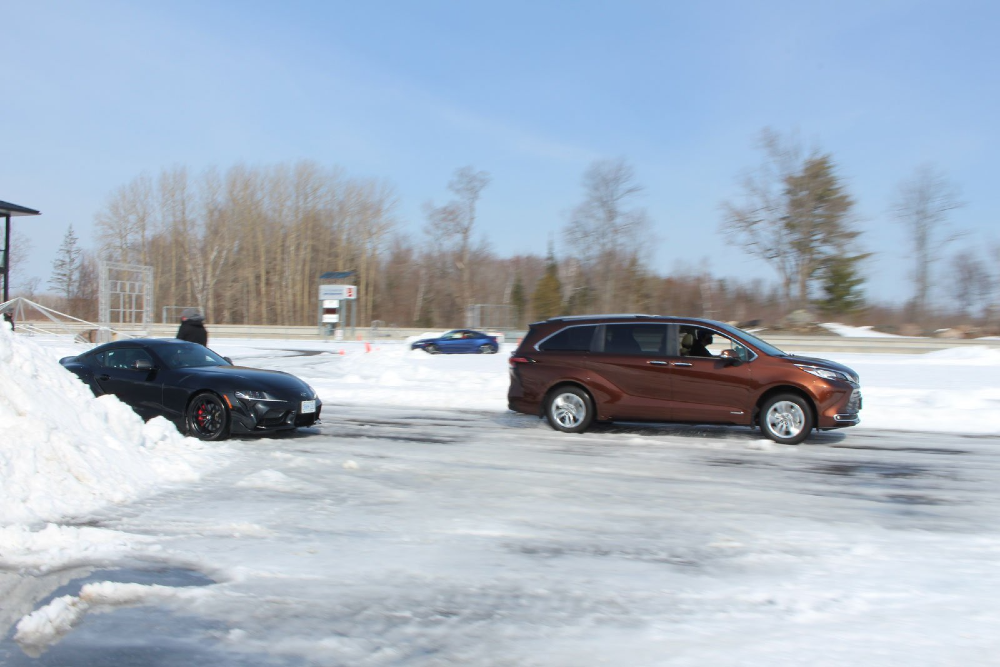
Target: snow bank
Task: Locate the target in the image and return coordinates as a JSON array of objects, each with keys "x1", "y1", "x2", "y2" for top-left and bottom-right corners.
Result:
[
  {"x1": 0, "y1": 323, "x2": 222, "y2": 526},
  {"x1": 820, "y1": 322, "x2": 903, "y2": 337}
]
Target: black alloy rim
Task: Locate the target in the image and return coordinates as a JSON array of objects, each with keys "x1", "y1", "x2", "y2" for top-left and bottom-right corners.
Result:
[{"x1": 191, "y1": 396, "x2": 224, "y2": 437}]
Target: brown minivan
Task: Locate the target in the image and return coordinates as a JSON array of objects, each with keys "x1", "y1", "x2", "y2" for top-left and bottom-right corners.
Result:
[{"x1": 508, "y1": 315, "x2": 861, "y2": 444}]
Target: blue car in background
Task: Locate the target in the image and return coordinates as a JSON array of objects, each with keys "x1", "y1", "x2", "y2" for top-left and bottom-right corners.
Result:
[{"x1": 411, "y1": 329, "x2": 499, "y2": 354}]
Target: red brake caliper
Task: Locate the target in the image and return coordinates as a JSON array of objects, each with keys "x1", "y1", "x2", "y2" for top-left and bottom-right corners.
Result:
[{"x1": 197, "y1": 405, "x2": 207, "y2": 426}]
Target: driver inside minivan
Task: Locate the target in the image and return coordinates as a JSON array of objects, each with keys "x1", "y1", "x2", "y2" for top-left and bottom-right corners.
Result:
[{"x1": 688, "y1": 329, "x2": 715, "y2": 357}]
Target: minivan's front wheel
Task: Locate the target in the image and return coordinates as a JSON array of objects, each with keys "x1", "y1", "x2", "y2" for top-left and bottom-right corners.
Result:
[
  {"x1": 760, "y1": 393, "x2": 813, "y2": 445},
  {"x1": 545, "y1": 386, "x2": 593, "y2": 434}
]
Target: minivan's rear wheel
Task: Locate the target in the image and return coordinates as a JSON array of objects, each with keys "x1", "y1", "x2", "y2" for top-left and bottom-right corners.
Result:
[
  {"x1": 187, "y1": 392, "x2": 230, "y2": 441},
  {"x1": 760, "y1": 393, "x2": 813, "y2": 445},
  {"x1": 545, "y1": 386, "x2": 593, "y2": 434}
]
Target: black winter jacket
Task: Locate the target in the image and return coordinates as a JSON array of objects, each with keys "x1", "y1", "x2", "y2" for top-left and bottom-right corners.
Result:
[{"x1": 176, "y1": 318, "x2": 208, "y2": 346}]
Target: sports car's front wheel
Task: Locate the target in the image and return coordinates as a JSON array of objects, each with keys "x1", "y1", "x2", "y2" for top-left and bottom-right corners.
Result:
[
  {"x1": 186, "y1": 392, "x2": 230, "y2": 441},
  {"x1": 424, "y1": 344, "x2": 440, "y2": 354}
]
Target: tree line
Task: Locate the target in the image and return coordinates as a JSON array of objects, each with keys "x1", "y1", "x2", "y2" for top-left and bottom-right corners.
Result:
[{"x1": 37, "y1": 128, "x2": 998, "y2": 333}]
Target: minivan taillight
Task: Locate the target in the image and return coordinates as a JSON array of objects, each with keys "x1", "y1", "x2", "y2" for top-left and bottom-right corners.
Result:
[{"x1": 509, "y1": 356, "x2": 534, "y2": 366}]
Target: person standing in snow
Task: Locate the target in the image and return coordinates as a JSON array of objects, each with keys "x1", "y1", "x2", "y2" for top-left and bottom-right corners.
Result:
[{"x1": 176, "y1": 308, "x2": 208, "y2": 346}]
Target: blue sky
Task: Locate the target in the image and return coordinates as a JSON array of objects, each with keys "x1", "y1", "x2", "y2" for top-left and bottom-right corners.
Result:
[{"x1": 3, "y1": 0, "x2": 997, "y2": 305}]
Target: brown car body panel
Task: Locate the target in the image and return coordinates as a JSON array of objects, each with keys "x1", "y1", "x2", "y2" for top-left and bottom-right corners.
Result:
[{"x1": 508, "y1": 315, "x2": 861, "y2": 433}]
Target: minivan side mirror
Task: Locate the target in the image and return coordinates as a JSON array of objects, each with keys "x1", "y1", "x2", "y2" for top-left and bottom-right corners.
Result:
[{"x1": 720, "y1": 349, "x2": 743, "y2": 366}]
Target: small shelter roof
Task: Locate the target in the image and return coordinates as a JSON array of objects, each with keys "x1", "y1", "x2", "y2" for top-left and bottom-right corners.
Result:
[{"x1": 0, "y1": 201, "x2": 41, "y2": 216}]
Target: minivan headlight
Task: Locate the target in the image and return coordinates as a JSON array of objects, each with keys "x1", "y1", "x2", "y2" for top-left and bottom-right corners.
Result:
[{"x1": 795, "y1": 365, "x2": 851, "y2": 382}]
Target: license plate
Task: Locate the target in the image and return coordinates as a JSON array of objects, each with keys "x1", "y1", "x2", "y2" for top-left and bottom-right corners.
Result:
[{"x1": 301, "y1": 400, "x2": 316, "y2": 414}]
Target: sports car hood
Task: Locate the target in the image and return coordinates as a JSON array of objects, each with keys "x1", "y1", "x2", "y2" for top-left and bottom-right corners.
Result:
[
  {"x1": 182, "y1": 365, "x2": 317, "y2": 396},
  {"x1": 780, "y1": 354, "x2": 860, "y2": 383}
]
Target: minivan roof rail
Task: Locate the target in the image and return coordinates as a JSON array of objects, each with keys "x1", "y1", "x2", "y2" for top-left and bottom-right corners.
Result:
[{"x1": 530, "y1": 314, "x2": 660, "y2": 325}]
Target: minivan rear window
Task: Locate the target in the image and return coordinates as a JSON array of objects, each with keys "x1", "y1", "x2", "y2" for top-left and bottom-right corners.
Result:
[
  {"x1": 603, "y1": 324, "x2": 666, "y2": 355},
  {"x1": 538, "y1": 325, "x2": 597, "y2": 352}
]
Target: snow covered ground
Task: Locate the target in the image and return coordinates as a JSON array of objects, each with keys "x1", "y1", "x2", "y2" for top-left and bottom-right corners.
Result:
[
  {"x1": 819, "y1": 322, "x2": 903, "y2": 338},
  {"x1": 2, "y1": 325, "x2": 1000, "y2": 665}
]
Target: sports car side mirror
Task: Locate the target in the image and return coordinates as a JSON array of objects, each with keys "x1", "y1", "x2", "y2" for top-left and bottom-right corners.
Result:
[
  {"x1": 223, "y1": 356, "x2": 233, "y2": 365},
  {"x1": 132, "y1": 359, "x2": 155, "y2": 371}
]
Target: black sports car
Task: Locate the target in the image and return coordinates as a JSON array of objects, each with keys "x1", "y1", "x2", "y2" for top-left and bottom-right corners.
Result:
[{"x1": 59, "y1": 339, "x2": 321, "y2": 441}]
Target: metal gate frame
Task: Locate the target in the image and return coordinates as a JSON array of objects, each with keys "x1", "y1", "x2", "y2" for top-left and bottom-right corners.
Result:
[{"x1": 98, "y1": 261, "x2": 154, "y2": 336}]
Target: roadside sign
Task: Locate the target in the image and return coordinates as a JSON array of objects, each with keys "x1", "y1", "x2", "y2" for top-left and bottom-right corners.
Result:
[{"x1": 318, "y1": 284, "x2": 357, "y2": 300}]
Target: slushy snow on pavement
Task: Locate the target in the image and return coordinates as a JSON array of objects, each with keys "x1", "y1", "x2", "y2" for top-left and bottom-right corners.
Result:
[{"x1": 2, "y1": 323, "x2": 1000, "y2": 665}]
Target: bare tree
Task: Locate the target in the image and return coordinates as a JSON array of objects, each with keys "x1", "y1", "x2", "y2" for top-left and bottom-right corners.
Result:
[
  {"x1": 564, "y1": 158, "x2": 651, "y2": 312},
  {"x1": 721, "y1": 129, "x2": 800, "y2": 303},
  {"x1": 71, "y1": 251, "x2": 99, "y2": 320},
  {"x1": 893, "y1": 165, "x2": 962, "y2": 317},
  {"x1": 951, "y1": 247, "x2": 993, "y2": 317},
  {"x1": 95, "y1": 174, "x2": 154, "y2": 264},
  {"x1": 5, "y1": 228, "x2": 35, "y2": 290},
  {"x1": 91, "y1": 161, "x2": 399, "y2": 327},
  {"x1": 424, "y1": 166, "x2": 491, "y2": 317}
]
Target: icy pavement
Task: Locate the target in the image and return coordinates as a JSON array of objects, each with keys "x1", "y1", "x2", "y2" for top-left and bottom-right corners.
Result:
[
  {"x1": 3, "y1": 331, "x2": 1000, "y2": 665},
  {"x1": 3, "y1": 404, "x2": 1000, "y2": 666}
]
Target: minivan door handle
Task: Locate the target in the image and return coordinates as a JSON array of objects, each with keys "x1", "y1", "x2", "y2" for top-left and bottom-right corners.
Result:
[
  {"x1": 647, "y1": 360, "x2": 668, "y2": 366},
  {"x1": 672, "y1": 362, "x2": 692, "y2": 367}
]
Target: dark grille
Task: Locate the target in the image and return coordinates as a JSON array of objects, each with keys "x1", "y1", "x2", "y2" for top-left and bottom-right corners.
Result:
[
  {"x1": 295, "y1": 408, "x2": 320, "y2": 426},
  {"x1": 259, "y1": 409, "x2": 291, "y2": 427}
]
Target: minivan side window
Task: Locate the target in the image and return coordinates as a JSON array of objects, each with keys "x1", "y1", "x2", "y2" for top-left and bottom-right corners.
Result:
[
  {"x1": 602, "y1": 324, "x2": 666, "y2": 355},
  {"x1": 538, "y1": 325, "x2": 597, "y2": 352},
  {"x1": 678, "y1": 326, "x2": 751, "y2": 360}
]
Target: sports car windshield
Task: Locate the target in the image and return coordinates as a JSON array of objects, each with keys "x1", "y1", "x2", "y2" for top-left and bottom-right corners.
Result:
[{"x1": 160, "y1": 343, "x2": 231, "y2": 369}]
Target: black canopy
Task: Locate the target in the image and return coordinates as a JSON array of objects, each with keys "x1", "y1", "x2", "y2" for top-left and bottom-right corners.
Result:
[{"x1": 1, "y1": 200, "x2": 42, "y2": 302}]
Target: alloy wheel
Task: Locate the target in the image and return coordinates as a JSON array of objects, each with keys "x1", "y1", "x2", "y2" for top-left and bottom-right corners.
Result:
[
  {"x1": 765, "y1": 400, "x2": 806, "y2": 439},
  {"x1": 551, "y1": 392, "x2": 586, "y2": 429},
  {"x1": 188, "y1": 394, "x2": 228, "y2": 440}
]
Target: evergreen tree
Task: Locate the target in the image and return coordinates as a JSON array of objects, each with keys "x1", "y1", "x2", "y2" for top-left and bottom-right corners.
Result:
[
  {"x1": 532, "y1": 249, "x2": 563, "y2": 320},
  {"x1": 785, "y1": 155, "x2": 858, "y2": 306},
  {"x1": 816, "y1": 254, "x2": 868, "y2": 316},
  {"x1": 722, "y1": 130, "x2": 860, "y2": 307},
  {"x1": 565, "y1": 283, "x2": 593, "y2": 315},
  {"x1": 510, "y1": 275, "x2": 526, "y2": 327},
  {"x1": 49, "y1": 225, "x2": 81, "y2": 301}
]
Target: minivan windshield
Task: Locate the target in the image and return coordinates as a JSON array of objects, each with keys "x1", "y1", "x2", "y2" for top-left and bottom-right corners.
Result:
[{"x1": 713, "y1": 322, "x2": 787, "y2": 357}]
